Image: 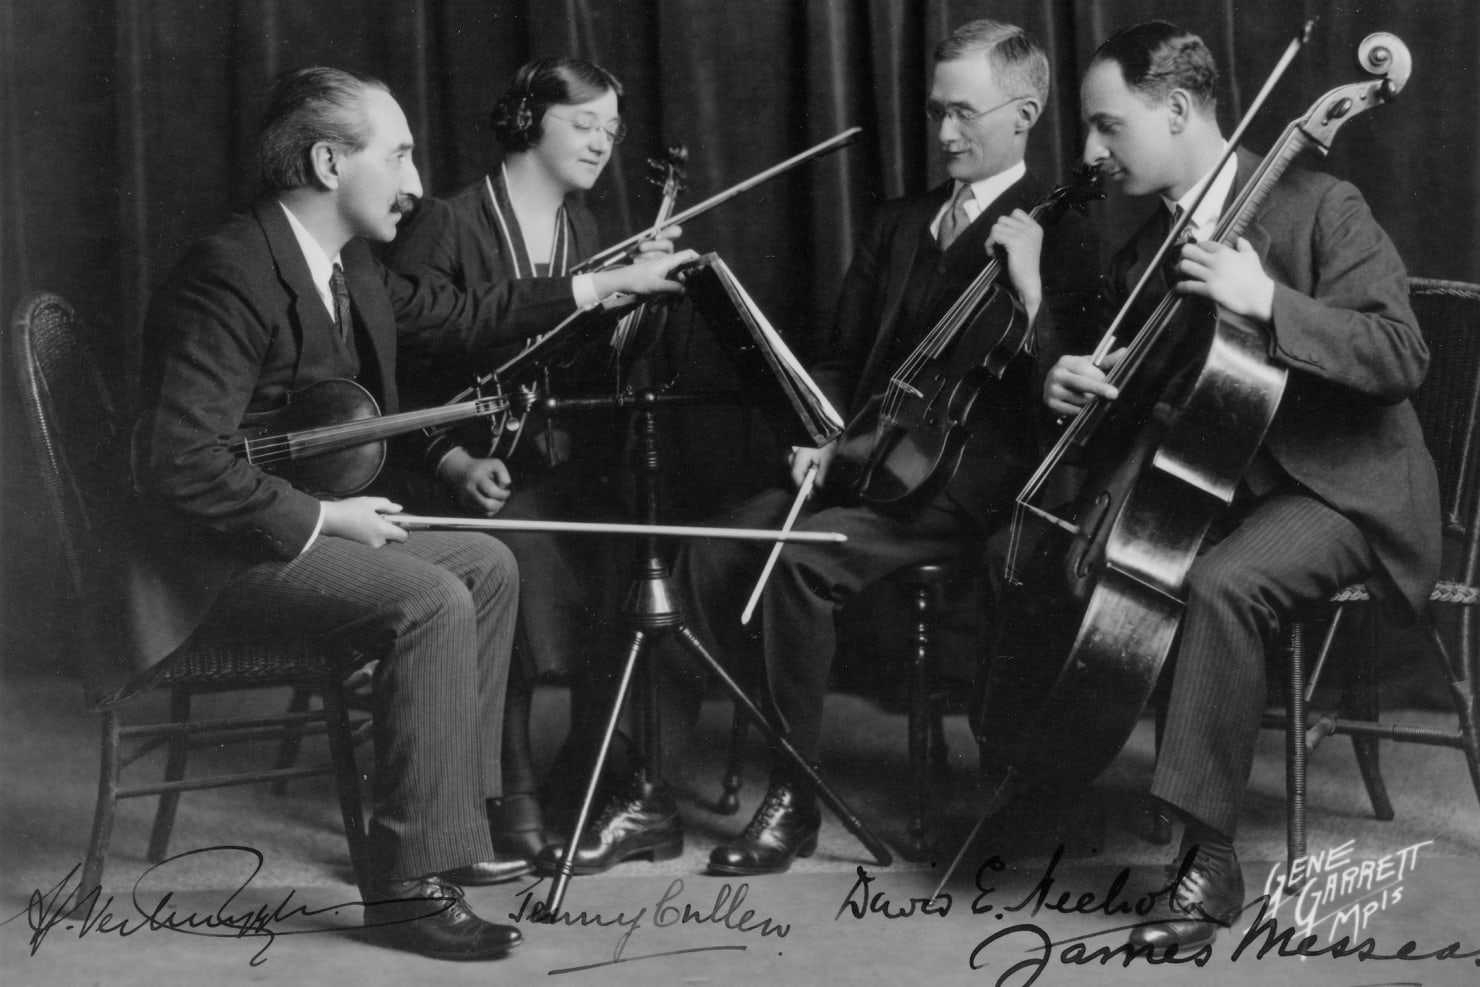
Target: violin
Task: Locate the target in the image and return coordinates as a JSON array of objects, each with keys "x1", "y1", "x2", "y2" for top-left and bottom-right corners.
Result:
[
  {"x1": 435, "y1": 128, "x2": 865, "y2": 416},
  {"x1": 828, "y1": 170, "x2": 1103, "y2": 507},
  {"x1": 231, "y1": 377, "x2": 516, "y2": 496},
  {"x1": 974, "y1": 30, "x2": 1412, "y2": 797},
  {"x1": 607, "y1": 144, "x2": 688, "y2": 370}
]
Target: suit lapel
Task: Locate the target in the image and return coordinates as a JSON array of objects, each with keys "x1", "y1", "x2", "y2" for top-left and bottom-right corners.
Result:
[
  {"x1": 876, "y1": 185, "x2": 950, "y2": 351},
  {"x1": 342, "y1": 239, "x2": 398, "y2": 413},
  {"x1": 254, "y1": 200, "x2": 338, "y2": 391},
  {"x1": 925, "y1": 173, "x2": 1045, "y2": 321}
]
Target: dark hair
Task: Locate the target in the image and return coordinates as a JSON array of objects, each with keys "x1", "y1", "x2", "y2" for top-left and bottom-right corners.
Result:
[
  {"x1": 258, "y1": 66, "x2": 390, "y2": 193},
  {"x1": 1090, "y1": 21, "x2": 1218, "y2": 110},
  {"x1": 488, "y1": 56, "x2": 624, "y2": 153},
  {"x1": 933, "y1": 19, "x2": 1050, "y2": 104}
]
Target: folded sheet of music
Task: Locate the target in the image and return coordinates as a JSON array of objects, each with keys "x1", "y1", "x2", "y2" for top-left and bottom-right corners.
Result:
[{"x1": 680, "y1": 253, "x2": 843, "y2": 448}]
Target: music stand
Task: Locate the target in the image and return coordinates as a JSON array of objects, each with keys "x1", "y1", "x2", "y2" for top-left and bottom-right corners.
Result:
[{"x1": 535, "y1": 385, "x2": 893, "y2": 919}]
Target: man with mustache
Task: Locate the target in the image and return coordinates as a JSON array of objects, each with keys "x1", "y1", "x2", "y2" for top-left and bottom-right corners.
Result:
[{"x1": 128, "y1": 66, "x2": 692, "y2": 959}]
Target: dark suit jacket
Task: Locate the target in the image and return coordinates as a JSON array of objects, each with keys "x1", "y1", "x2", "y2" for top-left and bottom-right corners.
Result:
[
  {"x1": 386, "y1": 171, "x2": 600, "y2": 407},
  {"x1": 813, "y1": 171, "x2": 1100, "y2": 524},
  {"x1": 1105, "y1": 149, "x2": 1440, "y2": 615},
  {"x1": 123, "y1": 198, "x2": 548, "y2": 678}
]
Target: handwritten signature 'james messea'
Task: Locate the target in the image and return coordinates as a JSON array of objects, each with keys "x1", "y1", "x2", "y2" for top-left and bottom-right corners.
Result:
[
  {"x1": 508, "y1": 875, "x2": 792, "y2": 975},
  {"x1": 834, "y1": 844, "x2": 1479, "y2": 987},
  {"x1": 9, "y1": 845, "x2": 368, "y2": 966}
]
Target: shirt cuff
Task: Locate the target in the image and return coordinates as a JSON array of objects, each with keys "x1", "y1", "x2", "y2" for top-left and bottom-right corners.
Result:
[
  {"x1": 434, "y1": 446, "x2": 464, "y2": 480},
  {"x1": 572, "y1": 273, "x2": 600, "y2": 309},
  {"x1": 299, "y1": 502, "x2": 325, "y2": 555}
]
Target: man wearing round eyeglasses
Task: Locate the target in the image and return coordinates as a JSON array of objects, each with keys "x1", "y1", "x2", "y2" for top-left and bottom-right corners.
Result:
[{"x1": 544, "y1": 19, "x2": 1102, "y2": 881}]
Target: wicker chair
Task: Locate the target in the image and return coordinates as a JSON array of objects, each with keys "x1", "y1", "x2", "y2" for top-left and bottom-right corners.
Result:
[
  {"x1": 9, "y1": 291, "x2": 372, "y2": 895},
  {"x1": 1258, "y1": 277, "x2": 1480, "y2": 875}
]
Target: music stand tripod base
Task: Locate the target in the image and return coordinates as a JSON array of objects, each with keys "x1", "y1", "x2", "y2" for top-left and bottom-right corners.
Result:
[{"x1": 538, "y1": 390, "x2": 892, "y2": 920}]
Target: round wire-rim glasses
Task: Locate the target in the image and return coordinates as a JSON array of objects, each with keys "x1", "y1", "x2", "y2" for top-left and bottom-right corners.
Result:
[{"x1": 545, "y1": 112, "x2": 628, "y2": 145}]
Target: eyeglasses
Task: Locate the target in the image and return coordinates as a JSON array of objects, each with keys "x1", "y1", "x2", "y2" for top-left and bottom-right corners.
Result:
[
  {"x1": 924, "y1": 95, "x2": 1029, "y2": 126},
  {"x1": 545, "y1": 112, "x2": 627, "y2": 145}
]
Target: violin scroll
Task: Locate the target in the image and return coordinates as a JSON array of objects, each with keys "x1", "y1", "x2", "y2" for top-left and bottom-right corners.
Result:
[
  {"x1": 647, "y1": 144, "x2": 689, "y2": 203},
  {"x1": 1358, "y1": 32, "x2": 1411, "y2": 96}
]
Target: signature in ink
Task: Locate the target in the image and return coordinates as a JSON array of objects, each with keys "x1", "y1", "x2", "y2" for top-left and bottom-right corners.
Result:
[
  {"x1": 7, "y1": 846, "x2": 374, "y2": 966},
  {"x1": 963, "y1": 871, "x2": 1477, "y2": 987},
  {"x1": 509, "y1": 875, "x2": 790, "y2": 975},
  {"x1": 835, "y1": 865, "x2": 953, "y2": 920}
]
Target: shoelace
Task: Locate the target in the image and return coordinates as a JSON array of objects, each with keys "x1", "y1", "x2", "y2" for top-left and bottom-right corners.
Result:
[
  {"x1": 740, "y1": 788, "x2": 792, "y2": 839},
  {"x1": 594, "y1": 784, "x2": 649, "y2": 828},
  {"x1": 1160, "y1": 859, "x2": 1225, "y2": 920}
]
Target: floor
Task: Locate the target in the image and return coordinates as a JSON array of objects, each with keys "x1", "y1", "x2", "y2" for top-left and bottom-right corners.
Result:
[{"x1": 1, "y1": 671, "x2": 1477, "y2": 986}]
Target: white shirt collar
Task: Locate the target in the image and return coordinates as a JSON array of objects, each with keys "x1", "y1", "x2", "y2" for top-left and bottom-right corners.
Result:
[
  {"x1": 278, "y1": 200, "x2": 342, "y2": 318},
  {"x1": 1162, "y1": 144, "x2": 1237, "y2": 241},
  {"x1": 932, "y1": 160, "x2": 1029, "y2": 237}
]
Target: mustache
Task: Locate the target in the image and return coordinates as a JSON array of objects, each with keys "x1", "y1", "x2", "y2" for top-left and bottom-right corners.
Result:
[{"x1": 392, "y1": 194, "x2": 418, "y2": 214}]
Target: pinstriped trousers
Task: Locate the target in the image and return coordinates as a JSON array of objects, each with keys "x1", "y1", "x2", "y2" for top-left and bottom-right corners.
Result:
[
  {"x1": 211, "y1": 530, "x2": 517, "y2": 882},
  {"x1": 1152, "y1": 489, "x2": 1374, "y2": 838}
]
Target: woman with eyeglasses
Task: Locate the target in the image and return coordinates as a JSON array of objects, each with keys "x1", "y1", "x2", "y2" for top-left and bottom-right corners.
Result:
[{"x1": 386, "y1": 56, "x2": 689, "y2": 871}]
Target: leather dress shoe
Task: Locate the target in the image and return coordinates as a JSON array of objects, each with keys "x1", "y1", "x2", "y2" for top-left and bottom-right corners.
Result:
[
  {"x1": 535, "y1": 776, "x2": 683, "y2": 875},
  {"x1": 1129, "y1": 846, "x2": 1246, "y2": 954},
  {"x1": 362, "y1": 873, "x2": 522, "y2": 960},
  {"x1": 707, "y1": 778, "x2": 820, "y2": 876},
  {"x1": 438, "y1": 853, "x2": 533, "y2": 886},
  {"x1": 488, "y1": 792, "x2": 549, "y2": 859}
]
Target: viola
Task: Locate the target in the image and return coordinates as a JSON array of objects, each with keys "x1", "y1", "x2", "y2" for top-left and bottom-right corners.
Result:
[
  {"x1": 976, "y1": 30, "x2": 1412, "y2": 797},
  {"x1": 230, "y1": 377, "x2": 515, "y2": 496},
  {"x1": 828, "y1": 170, "x2": 1103, "y2": 507}
]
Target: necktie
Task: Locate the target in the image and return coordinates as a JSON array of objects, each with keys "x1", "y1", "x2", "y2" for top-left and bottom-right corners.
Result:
[
  {"x1": 937, "y1": 183, "x2": 973, "y2": 251},
  {"x1": 1161, "y1": 205, "x2": 1194, "y2": 286},
  {"x1": 330, "y1": 263, "x2": 352, "y2": 342}
]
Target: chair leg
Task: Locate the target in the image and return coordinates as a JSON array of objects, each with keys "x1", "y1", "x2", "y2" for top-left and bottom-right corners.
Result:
[
  {"x1": 1424, "y1": 620, "x2": 1480, "y2": 812},
  {"x1": 78, "y1": 709, "x2": 122, "y2": 912},
  {"x1": 717, "y1": 708, "x2": 747, "y2": 815},
  {"x1": 270, "y1": 684, "x2": 315, "y2": 796},
  {"x1": 906, "y1": 580, "x2": 933, "y2": 861},
  {"x1": 1348, "y1": 608, "x2": 1395, "y2": 820},
  {"x1": 1286, "y1": 622, "x2": 1309, "y2": 882},
  {"x1": 319, "y1": 670, "x2": 368, "y2": 888},
  {"x1": 147, "y1": 687, "x2": 192, "y2": 863}
]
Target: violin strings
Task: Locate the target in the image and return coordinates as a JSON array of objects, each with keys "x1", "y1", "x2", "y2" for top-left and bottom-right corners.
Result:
[
  {"x1": 238, "y1": 398, "x2": 508, "y2": 465},
  {"x1": 1011, "y1": 121, "x2": 1305, "y2": 562},
  {"x1": 880, "y1": 193, "x2": 1064, "y2": 427}
]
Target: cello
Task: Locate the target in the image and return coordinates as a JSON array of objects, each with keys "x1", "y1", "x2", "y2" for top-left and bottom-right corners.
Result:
[
  {"x1": 828, "y1": 169, "x2": 1103, "y2": 507},
  {"x1": 935, "y1": 29, "x2": 1413, "y2": 894}
]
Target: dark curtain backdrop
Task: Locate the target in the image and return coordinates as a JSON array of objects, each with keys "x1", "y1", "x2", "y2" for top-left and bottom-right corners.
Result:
[{"x1": 4, "y1": 0, "x2": 1478, "y2": 670}]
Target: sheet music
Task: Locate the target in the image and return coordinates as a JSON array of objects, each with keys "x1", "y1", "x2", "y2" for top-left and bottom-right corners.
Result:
[{"x1": 683, "y1": 252, "x2": 844, "y2": 447}]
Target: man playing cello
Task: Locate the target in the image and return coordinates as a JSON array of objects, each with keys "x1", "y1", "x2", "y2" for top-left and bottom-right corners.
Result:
[{"x1": 1045, "y1": 21, "x2": 1440, "y2": 954}]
